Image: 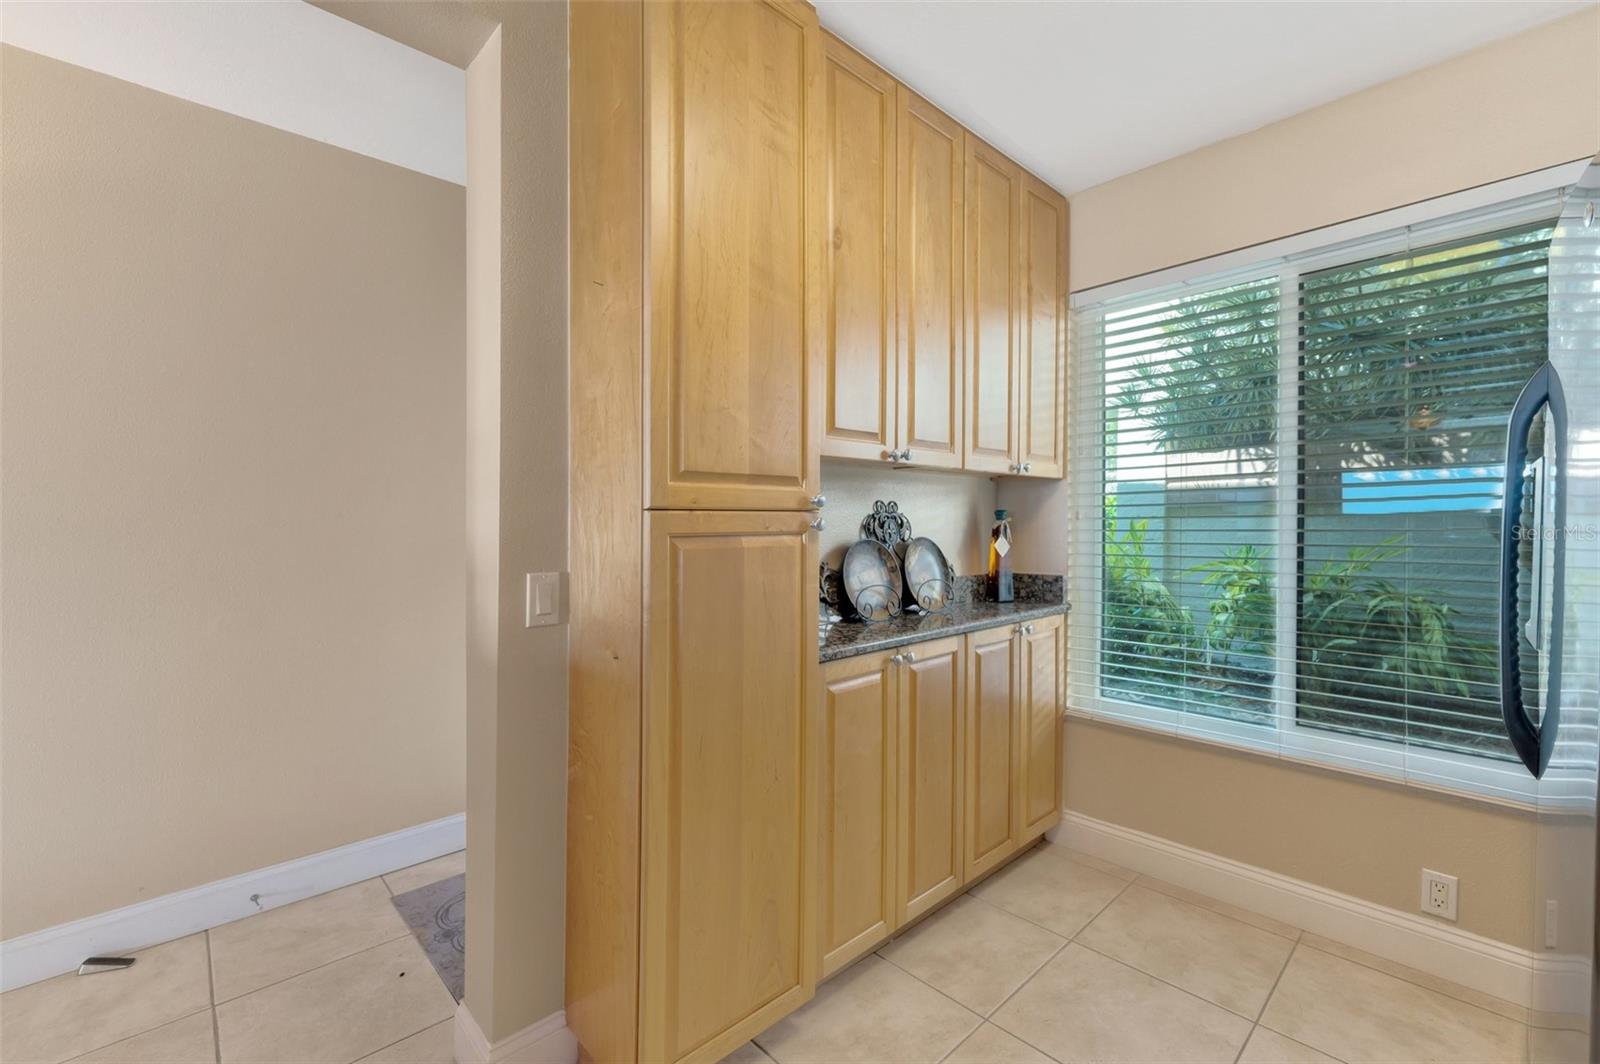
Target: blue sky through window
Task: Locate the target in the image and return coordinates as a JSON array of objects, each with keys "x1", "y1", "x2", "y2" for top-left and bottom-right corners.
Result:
[{"x1": 1340, "y1": 466, "x2": 1505, "y2": 514}]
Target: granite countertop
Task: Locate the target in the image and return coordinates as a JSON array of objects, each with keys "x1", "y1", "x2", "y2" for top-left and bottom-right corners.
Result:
[
  {"x1": 819, "y1": 598, "x2": 1070, "y2": 662},
  {"x1": 819, "y1": 572, "x2": 1068, "y2": 663}
]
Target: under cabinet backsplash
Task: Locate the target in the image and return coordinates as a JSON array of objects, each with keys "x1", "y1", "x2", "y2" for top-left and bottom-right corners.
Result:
[{"x1": 822, "y1": 568, "x2": 1063, "y2": 612}]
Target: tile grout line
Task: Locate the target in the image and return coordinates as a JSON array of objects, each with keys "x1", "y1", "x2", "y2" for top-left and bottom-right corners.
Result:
[
  {"x1": 962, "y1": 861, "x2": 1135, "y2": 945},
  {"x1": 1131, "y1": 874, "x2": 1301, "y2": 944},
  {"x1": 56, "y1": 1006, "x2": 217, "y2": 1064},
  {"x1": 972, "y1": 939, "x2": 1073, "y2": 1064},
  {"x1": 211, "y1": 929, "x2": 420, "y2": 1007},
  {"x1": 1294, "y1": 937, "x2": 1527, "y2": 1028},
  {"x1": 206, "y1": 929, "x2": 222, "y2": 1064},
  {"x1": 1253, "y1": 934, "x2": 1301, "y2": 1024},
  {"x1": 1070, "y1": 938, "x2": 1268, "y2": 1026},
  {"x1": 351, "y1": 1017, "x2": 452, "y2": 1063},
  {"x1": 1118, "y1": 863, "x2": 1521, "y2": 1028},
  {"x1": 947, "y1": 864, "x2": 1142, "y2": 1064},
  {"x1": 1232, "y1": 932, "x2": 1305, "y2": 1064},
  {"x1": 861, "y1": 952, "x2": 984, "y2": 1048}
]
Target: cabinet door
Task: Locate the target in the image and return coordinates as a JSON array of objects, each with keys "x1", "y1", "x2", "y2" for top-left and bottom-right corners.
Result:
[
  {"x1": 963, "y1": 138, "x2": 1021, "y2": 474},
  {"x1": 1019, "y1": 176, "x2": 1067, "y2": 478},
  {"x1": 641, "y1": 510, "x2": 819, "y2": 1064},
  {"x1": 819, "y1": 649, "x2": 898, "y2": 977},
  {"x1": 895, "y1": 89, "x2": 964, "y2": 470},
  {"x1": 645, "y1": 0, "x2": 824, "y2": 510},
  {"x1": 820, "y1": 35, "x2": 897, "y2": 464},
  {"x1": 1016, "y1": 614, "x2": 1064, "y2": 840},
  {"x1": 963, "y1": 625, "x2": 1019, "y2": 879},
  {"x1": 896, "y1": 636, "x2": 965, "y2": 925}
]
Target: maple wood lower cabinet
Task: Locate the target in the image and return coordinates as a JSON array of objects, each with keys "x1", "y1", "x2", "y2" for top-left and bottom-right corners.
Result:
[
  {"x1": 819, "y1": 649, "x2": 898, "y2": 977},
  {"x1": 1016, "y1": 614, "x2": 1065, "y2": 839},
  {"x1": 896, "y1": 637, "x2": 966, "y2": 924},
  {"x1": 816, "y1": 621, "x2": 1063, "y2": 977},
  {"x1": 639, "y1": 510, "x2": 820, "y2": 1063},
  {"x1": 964, "y1": 624, "x2": 1021, "y2": 879},
  {"x1": 818, "y1": 636, "x2": 968, "y2": 977}
]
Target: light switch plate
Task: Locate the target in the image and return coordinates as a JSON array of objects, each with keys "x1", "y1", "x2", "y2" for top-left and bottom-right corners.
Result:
[{"x1": 525, "y1": 572, "x2": 564, "y2": 628}]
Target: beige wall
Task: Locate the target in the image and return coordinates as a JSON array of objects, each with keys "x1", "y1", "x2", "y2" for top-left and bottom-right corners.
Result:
[
  {"x1": 1052, "y1": 11, "x2": 1600, "y2": 951},
  {"x1": 314, "y1": 1, "x2": 573, "y2": 1043},
  {"x1": 1065, "y1": 719, "x2": 1538, "y2": 948},
  {"x1": 1070, "y1": 7, "x2": 1600, "y2": 291},
  {"x1": 0, "y1": 46, "x2": 467, "y2": 938},
  {"x1": 820, "y1": 459, "x2": 1000, "y2": 574}
]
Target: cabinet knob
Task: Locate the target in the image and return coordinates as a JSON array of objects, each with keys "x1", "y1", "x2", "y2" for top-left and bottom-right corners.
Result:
[
  {"x1": 903, "y1": 651, "x2": 917, "y2": 664},
  {"x1": 810, "y1": 516, "x2": 826, "y2": 531},
  {"x1": 810, "y1": 493, "x2": 826, "y2": 508},
  {"x1": 883, "y1": 450, "x2": 897, "y2": 462},
  {"x1": 889, "y1": 653, "x2": 905, "y2": 665},
  {"x1": 1023, "y1": 623, "x2": 1035, "y2": 635},
  {"x1": 900, "y1": 449, "x2": 913, "y2": 463},
  {"x1": 1022, "y1": 462, "x2": 1032, "y2": 473},
  {"x1": 1007, "y1": 462, "x2": 1018, "y2": 473}
]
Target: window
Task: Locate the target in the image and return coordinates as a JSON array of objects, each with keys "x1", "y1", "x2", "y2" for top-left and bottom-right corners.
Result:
[{"x1": 1070, "y1": 205, "x2": 1558, "y2": 801}]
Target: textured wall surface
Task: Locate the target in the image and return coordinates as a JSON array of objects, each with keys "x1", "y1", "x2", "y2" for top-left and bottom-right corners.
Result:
[
  {"x1": 1070, "y1": 8, "x2": 1600, "y2": 290},
  {"x1": 0, "y1": 46, "x2": 467, "y2": 938}
]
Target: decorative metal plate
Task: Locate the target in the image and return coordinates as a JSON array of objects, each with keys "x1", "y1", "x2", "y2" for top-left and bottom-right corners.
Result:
[
  {"x1": 859, "y1": 500, "x2": 913, "y2": 551},
  {"x1": 901, "y1": 537, "x2": 955, "y2": 613},
  {"x1": 841, "y1": 539, "x2": 903, "y2": 622}
]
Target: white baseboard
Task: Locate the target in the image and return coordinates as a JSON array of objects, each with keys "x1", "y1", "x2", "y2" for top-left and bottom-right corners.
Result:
[
  {"x1": 454, "y1": 1003, "x2": 577, "y2": 1064},
  {"x1": 1052, "y1": 811, "x2": 1546, "y2": 1010},
  {"x1": 0, "y1": 813, "x2": 465, "y2": 993}
]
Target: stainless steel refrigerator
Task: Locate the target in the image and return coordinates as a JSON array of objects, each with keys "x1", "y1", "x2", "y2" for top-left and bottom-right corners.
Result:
[{"x1": 1506, "y1": 157, "x2": 1600, "y2": 1063}]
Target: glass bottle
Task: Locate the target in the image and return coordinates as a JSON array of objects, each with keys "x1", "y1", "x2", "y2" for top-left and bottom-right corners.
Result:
[{"x1": 989, "y1": 508, "x2": 1014, "y2": 603}]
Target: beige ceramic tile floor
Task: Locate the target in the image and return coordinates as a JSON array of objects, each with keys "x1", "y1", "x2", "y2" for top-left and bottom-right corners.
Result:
[
  {"x1": 735, "y1": 842, "x2": 1575, "y2": 1064},
  {"x1": 0, "y1": 852, "x2": 463, "y2": 1064},
  {"x1": 2, "y1": 844, "x2": 1582, "y2": 1064}
]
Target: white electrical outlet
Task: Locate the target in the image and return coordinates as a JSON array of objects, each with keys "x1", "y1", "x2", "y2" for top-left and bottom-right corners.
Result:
[{"x1": 1421, "y1": 869, "x2": 1458, "y2": 922}]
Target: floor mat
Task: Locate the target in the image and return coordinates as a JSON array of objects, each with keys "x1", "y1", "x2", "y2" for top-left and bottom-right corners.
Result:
[{"x1": 390, "y1": 873, "x2": 465, "y2": 1001}]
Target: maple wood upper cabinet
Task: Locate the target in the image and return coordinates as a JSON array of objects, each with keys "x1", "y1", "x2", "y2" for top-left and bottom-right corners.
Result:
[
  {"x1": 963, "y1": 138, "x2": 1022, "y2": 475},
  {"x1": 1016, "y1": 614, "x2": 1064, "y2": 839},
  {"x1": 819, "y1": 35, "x2": 897, "y2": 465},
  {"x1": 895, "y1": 91, "x2": 966, "y2": 470},
  {"x1": 645, "y1": 0, "x2": 825, "y2": 510},
  {"x1": 640, "y1": 510, "x2": 819, "y2": 1063},
  {"x1": 819, "y1": 649, "x2": 898, "y2": 977},
  {"x1": 1019, "y1": 176, "x2": 1068, "y2": 479}
]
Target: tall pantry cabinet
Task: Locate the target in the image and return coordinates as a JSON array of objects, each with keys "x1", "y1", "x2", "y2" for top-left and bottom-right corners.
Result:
[
  {"x1": 570, "y1": 2, "x2": 825, "y2": 1063},
  {"x1": 570, "y1": 2, "x2": 1068, "y2": 1062}
]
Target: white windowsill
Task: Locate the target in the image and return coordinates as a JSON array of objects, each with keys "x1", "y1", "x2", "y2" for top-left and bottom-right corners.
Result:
[{"x1": 1062, "y1": 703, "x2": 1579, "y2": 815}]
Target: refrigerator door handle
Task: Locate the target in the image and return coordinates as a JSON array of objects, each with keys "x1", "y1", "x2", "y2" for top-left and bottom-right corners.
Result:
[{"x1": 1499, "y1": 362, "x2": 1569, "y2": 779}]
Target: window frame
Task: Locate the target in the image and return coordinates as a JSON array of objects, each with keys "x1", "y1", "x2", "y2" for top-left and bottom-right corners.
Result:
[{"x1": 1067, "y1": 191, "x2": 1584, "y2": 810}]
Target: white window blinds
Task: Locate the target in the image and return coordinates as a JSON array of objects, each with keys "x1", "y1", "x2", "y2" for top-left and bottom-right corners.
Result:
[{"x1": 1069, "y1": 198, "x2": 1563, "y2": 803}]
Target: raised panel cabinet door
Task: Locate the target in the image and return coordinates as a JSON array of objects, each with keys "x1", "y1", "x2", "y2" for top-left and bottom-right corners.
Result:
[
  {"x1": 819, "y1": 649, "x2": 898, "y2": 977},
  {"x1": 896, "y1": 636, "x2": 965, "y2": 925},
  {"x1": 820, "y1": 35, "x2": 897, "y2": 463},
  {"x1": 963, "y1": 138, "x2": 1021, "y2": 474},
  {"x1": 1019, "y1": 176, "x2": 1067, "y2": 478},
  {"x1": 641, "y1": 510, "x2": 820, "y2": 1064},
  {"x1": 1016, "y1": 614, "x2": 1064, "y2": 839},
  {"x1": 895, "y1": 89, "x2": 964, "y2": 470},
  {"x1": 645, "y1": 0, "x2": 825, "y2": 510},
  {"x1": 963, "y1": 625, "x2": 1019, "y2": 879}
]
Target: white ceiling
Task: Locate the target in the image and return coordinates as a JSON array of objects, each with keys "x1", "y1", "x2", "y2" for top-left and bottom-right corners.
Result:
[{"x1": 816, "y1": 0, "x2": 1592, "y2": 195}]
